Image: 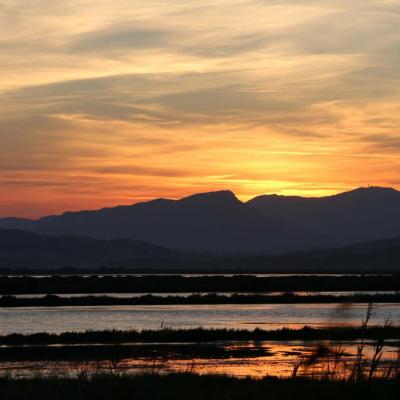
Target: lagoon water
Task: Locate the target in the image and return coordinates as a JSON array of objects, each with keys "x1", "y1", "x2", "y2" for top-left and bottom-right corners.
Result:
[
  {"x1": 1, "y1": 303, "x2": 399, "y2": 334},
  {"x1": 1, "y1": 340, "x2": 399, "y2": 378},
  {"x1": 1, "y1": 274, "x2": 398, "y2": 379}
]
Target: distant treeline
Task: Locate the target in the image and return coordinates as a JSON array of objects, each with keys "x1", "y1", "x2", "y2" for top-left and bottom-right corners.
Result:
[
  {"x1": 2, "y1": 326, "x2": 400, "y2": 346},
  {"x1": 1, "y1": 293, "x2": 400, "y2": 307},
  {"x1": 1, "y1": 275, "x2": 400, "y2": 295}
]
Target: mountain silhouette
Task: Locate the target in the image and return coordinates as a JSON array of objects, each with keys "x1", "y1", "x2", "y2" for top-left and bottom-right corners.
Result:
[
  {"x1": 1, "y1": 186, "x2": 400, "y2": 255},
  {"x1": 0, "y1": 229, "x2": 185, "y2": 269},
  {"x1": 0, "y1": 217, "x2": 36, "y2": 231},
  {"x1": 1, "y1": 228, "x2": 400, "y2": 271},
  {"x1": 247, "y1": 186, "x2": 400, "y2": 248},
  {"x1": 1, "y1": 190, "x2": 322, "y2": 254}
]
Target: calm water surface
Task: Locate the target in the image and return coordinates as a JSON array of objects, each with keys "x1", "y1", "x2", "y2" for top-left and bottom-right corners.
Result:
[
  {"x1": 2, "y1": 341, "x2": 399, "y2": 378},
  {"x1": 3, "y1": 273, "x2": 392, "y2": 278},
  {"x1": 1, "y1": 303, "x2": 399, "y2": 334}
]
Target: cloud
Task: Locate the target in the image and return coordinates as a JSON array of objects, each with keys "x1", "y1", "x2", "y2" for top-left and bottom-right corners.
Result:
[
  {"x1": 1, "y1": 0, "x2": 400, "y2": 217},
  {"x1": 94, "y1": 165, "x2": 195, "y2": 177},
  {"x1": 69, "y1": 26, "x2": 172, "y2": 53}
]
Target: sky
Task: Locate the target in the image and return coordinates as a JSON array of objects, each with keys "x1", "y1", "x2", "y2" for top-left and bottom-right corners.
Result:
[{"x1": 1, "y1": 0, "x2": 400, "y2": 218}]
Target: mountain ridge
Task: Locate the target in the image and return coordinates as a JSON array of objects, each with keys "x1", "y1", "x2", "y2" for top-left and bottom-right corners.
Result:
[
  {"x1": 247, "y1": 185, "x2": 400, "y2": 248},
  {"x1": 1, "y1": 228, "x2": 400, "y2": 271},
  {"x1": 1, "y1": 186, "x2": 400, "y2": 255},
  {"x1": 0, "y1": 228, "x2": 186, "y2": 269}
]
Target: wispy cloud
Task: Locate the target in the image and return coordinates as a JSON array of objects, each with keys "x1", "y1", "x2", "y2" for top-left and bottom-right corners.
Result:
[{"x1": 1, "y1": 0, "x2": 400, "y2": 217}]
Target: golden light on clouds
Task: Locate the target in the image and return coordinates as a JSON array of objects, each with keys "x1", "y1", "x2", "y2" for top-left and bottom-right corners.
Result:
[{"x1": 1, "y1": 0, "x2": 400, "y2": 217}]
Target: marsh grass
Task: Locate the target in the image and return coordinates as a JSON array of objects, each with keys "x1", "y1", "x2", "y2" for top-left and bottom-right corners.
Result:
[
  {"x1": 2, "y1": 326, "x2": 400, "y2": 346},
  {"x1": 0, "y1": 372, "x2": 399, "y2": 400},
  {"x1": 292, "y1": 304, "x2": 400, "y2": 381},
  {"x1": 0, "y1": 343, "x2": 272, "y2": 362},
  {"x1": 2, "y1": 275, "x2": 400, "y2": 295},
  {"x1": 2, "y1": 292, "x2": 400, "y2": 307}
]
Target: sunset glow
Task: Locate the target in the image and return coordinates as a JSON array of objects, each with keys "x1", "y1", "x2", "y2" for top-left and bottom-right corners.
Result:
[{"x1": 1, "y1": 0, "x2": 400, "y2": 217}]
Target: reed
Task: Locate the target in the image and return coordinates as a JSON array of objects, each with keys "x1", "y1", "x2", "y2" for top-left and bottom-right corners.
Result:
[
  {"x1": 0, "y1": 372, "x2": 399, "y2": 400},
  {"x1": 292, "y1": 304, "x2": 400, "y2": 381}
]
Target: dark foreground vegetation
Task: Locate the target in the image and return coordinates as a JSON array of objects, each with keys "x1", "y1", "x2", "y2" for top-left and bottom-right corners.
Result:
[
  {"x1": 2, "y1": 293, "x2": 400, "y2": 307},
  {"x1": 1, "y1": 373, "x2": 399, "y2": 400},
  {"x1": 1, "y1": 274, "x2": 400, "y2": 294},
  {"x1": 0, "y1": 343, "x2": 271, "y2": 361},
  {"x1": 2, "y1": 326, "x2": 400, "y2": 346}
]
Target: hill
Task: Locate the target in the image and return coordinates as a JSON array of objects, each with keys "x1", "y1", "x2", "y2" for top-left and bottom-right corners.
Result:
[
  {"x1": 1, "y1": 187, "x2": 400, "y2": 255},
  {"x1": 1, "y1": 229, "x2": 400, "y2": 272},
  {"x1": 0, "y1": 191, "x2": 324, "y2": 254},
  {"x1": 0, "y1": 229, "x2": 187, "y2": 269},
  {"x1": 247, "y1": 186, "x2": 400, "y2": 248}
]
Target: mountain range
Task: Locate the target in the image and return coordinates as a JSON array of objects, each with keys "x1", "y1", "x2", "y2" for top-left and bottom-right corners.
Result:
[
  {"x1": 1, "y1": 228, "x2": 400, "y2": 271},
  {"x1": 0, "y1": 229, "x2": 185, "y2": 269},
  {"x1": 1, "y1": 186, "x2": 400, "y2": 256}
]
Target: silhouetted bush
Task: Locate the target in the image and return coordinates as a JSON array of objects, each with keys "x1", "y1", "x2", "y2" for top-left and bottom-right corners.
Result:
[{"x1": 0, "y1": 373, "x2": 399, "y2": 400}]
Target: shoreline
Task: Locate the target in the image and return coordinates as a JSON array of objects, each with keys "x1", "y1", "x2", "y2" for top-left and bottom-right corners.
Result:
[
  {"x1": 2, "y1": 326, "x2": 400, "y2": 345},
  {"x1": 1, "y1": 293, "x2": 400, "y2": 307}
]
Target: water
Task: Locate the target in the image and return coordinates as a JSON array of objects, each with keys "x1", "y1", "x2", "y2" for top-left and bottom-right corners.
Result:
[
  {"x1": 1, "y1": 273, "x2": 398, "y2": 379},
  {"x1": 2, "y1": 273, "x2": 392, "y2": 278},
  {"x1": 1, "y1": 303, "x2": 399, "y2": 334},
  {"x1": 1, "y1": 341, "x2": 399, "y2": 378}
]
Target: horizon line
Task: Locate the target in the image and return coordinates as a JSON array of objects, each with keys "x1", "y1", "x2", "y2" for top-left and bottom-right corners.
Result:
[{"x1": 0, "y1": 185, "x2": 398, "y2": 221}]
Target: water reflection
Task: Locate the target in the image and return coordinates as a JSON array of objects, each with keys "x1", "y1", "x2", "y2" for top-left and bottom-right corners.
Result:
[
  {"x1": 1, "y1": 341, "x2": 399, "y2": 379},
  {"x1": 7, "y1": 291, "x2": 399, "y2": 299},
  {"x1": 3, "y1": 273, "x2": 392, "y2": 278},
  {"x1": 1, "y1": 303, "x2": 399, "y2": 334}
]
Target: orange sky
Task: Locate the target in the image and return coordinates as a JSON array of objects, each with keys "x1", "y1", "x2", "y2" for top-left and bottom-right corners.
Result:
[{"x1": 1, "y1": 1, "x2": 400, "y2": 218}]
